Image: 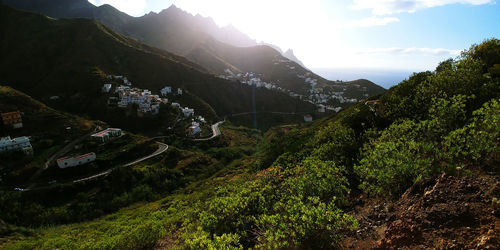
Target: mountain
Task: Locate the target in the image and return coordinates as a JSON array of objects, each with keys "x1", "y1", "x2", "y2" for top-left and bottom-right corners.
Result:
[
  {"x1": 0, "y1": 4, "x2": 316, "y2": 130},
  {"x1": 1, "y1": 0, "x2": 133, "y2": 31},
  {"x1": 2, "y1": 0, "x2": 385, "y2": 99},
  {"x1": 283, "y1": 49, "x2": 305, "y2": 67}
]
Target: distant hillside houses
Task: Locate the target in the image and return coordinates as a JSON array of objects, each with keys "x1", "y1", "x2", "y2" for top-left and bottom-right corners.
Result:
[
  {"x1": 220, "y1": 68, "x2": 360, "y2": 112},
  {"x1": 1, "y1": 111, "x2": 23, "y2": 129},
  {"x1": 220, "y1": 69, "x2": 281, "y2": 91},
  {"x1": 107, "y1": 75, "x2": 131, "y2": 86},
  {"x1": 161, "y1": 86, "x2": 172, "y2": 96},
  {"x1": 102, "y1": 83, "x2": 112, "y2": 93},
  {"x1": 0, "y1": 136, "x2": 33, "y2": 155},
  {"x1": 182, "y1": 107, "x2": 194, "y2": 117},
  {"x1": 106, "y1": 84, "x2": 168, "y2": 115}
]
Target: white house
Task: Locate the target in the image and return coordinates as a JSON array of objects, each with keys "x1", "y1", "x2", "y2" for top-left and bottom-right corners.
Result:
[
  {"x1": 57, "y1": 152, "x2": 96, "y2": 168},
  {"x1": 0, "y1": 136, "x2": 33, "y2": 155},
  {"x1": 151, "y1": 104, "x2": 160, "y2": 115},
  {"x1": 123, "y1": 77, "x2": 130, "y2": 85},
  {"x1": 317, "y1": 104, "x2": 326, "y2": 113},
  {"x1": 91, "y1": 128, "x2": 122, "y2": 143},
  {"x1": 188, "y1": 122, "x2": 201, "y2": 136},
  {"x1": 182, "y1": 107, "x2": 194, "y2": 117},
  {"x1": 177, "y1": 88, "x2": 183, "y2": 95},
  {"x1": 161, "y1": 86, "x2": 172, "y2": 96},
  {"x1": 304, "y1": 114, "x2": 313, "y2": 122},
  {"x1": 102, "y1": 84, "x2": 112, "y2": 93}
]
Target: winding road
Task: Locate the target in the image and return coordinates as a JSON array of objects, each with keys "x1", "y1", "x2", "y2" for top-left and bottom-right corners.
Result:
[
  {"x1": 16, "y1": 120, "x2": 225, "y2": 191},
  {"x1": 228, "y1": 111, "x2": 307, "y2": 117},
  {"x1": 193, "y1": 121, "x2": 224, "y2": 141},
  {"x1": 21, "y1": 141, "x2": 168, "y2": 191},
  {"x1": 72, "y1": 142, "x2": 168, "y2": 184},
  {"x1": 26, "y1": 127, "x2": 100, "y2": 189}
]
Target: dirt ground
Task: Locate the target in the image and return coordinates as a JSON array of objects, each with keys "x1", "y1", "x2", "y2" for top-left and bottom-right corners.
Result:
[{"x1": 342, "y1": 172, "x2": 500, "y2": 249}]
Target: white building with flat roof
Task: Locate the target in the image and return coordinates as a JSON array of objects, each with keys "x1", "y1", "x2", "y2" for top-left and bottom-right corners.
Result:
[
  {"x1": 182, "y1": 107, "x2": 194, "y2": 117},
  {"x1": 91, "y1": 128, "x2": 122, "y2": 143},
  {"x1": 188, "y1": 122, "x2": 201, "y2": 136},
  {"x1": 57, "y1": 152, "x2": 96, "y2": 168},
  {"x1": 0, "y1": 136, "x2": 33, "y2": 155},
  {"x1": 161, "y1": 86, "x2": 172, "y2": 96}
]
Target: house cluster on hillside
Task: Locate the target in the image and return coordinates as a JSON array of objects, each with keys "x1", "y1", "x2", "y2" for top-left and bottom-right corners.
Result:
[
  {"x1": 114, "y1": 86, "x2": 167, "y2": 115},
  {"x1": 103, "y1": 75, "x2": 179, "y2": 116},
  {"x1": 0, "y1": 111, "x2": 33, "y2": 156},
  {"x1": 220, "y1": 69, "x2": 351, "y2": 114},
  {"x1": 0, "y1": 136, "x2": 33, "y2": 155},
  {"x1": 1, "y1": 111, "x2": 23, "y2": 129}
]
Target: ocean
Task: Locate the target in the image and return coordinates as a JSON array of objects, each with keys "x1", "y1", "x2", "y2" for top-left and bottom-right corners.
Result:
[{"x1": 311, "y1": 68, "x2": 418, "y2": 89}]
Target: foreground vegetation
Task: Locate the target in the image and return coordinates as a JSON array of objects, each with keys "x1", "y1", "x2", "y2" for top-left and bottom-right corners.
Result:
[{"x1": 1, "y1": 39, "x2": 499, "y2": 249}]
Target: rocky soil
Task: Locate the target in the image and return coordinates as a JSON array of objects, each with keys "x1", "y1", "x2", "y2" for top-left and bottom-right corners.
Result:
[{"x1": 343, "y1": 172, "x2": 500, "y2": 249}]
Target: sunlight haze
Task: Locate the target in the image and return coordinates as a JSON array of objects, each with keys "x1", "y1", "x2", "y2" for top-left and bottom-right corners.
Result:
[{"x1": 82, "y1": 0, "x2": 500, "y2": 70}]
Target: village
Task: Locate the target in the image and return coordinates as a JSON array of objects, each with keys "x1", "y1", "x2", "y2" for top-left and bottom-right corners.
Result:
[
  {"x1": 0, "y1": 75, "x2": 215, "y2": 187},
  {"x1": 0, "y1": 72, "x2": 350, "y2": 185},
  {"x1": 219, "y1": 67, "x2": 357, "y2": 114},
  {"x1": 102, "y1": 75, "x2": 206, "y2": 137}
]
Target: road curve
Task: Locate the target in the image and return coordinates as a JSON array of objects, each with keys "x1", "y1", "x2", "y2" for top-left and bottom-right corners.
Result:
[
  {"x1": 193, "y1": 121, "x2": 224, "y2": 142},
  {"x1": 21, "y1": 142, "x2": 169, "y2": 190},
  {"x1": 72, "y1": 142, "x2": 168, "y2": 184},
  {"x1": 26, "y1": 127, "x2": 100, "y2": 189}
]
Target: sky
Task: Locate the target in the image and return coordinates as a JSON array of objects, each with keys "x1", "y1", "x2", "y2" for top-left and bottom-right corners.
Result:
[{"x1": 88, "y1": 0, "x2": 499, "y2": 72}]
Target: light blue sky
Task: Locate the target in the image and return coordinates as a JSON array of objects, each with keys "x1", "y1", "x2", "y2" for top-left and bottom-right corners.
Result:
[{"x1": 89, "y1": 0, "x2": 499, "y2": 72}]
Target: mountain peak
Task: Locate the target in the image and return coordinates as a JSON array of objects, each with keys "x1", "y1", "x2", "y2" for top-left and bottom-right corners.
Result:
[{"x1": 283, "y1": 49, "x2": 306, "y2": 68}]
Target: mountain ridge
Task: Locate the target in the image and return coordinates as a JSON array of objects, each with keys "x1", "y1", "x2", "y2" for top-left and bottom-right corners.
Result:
[
  {"x1": 0, "y1": 4, "x2": 317, "y2": 130},
  {"x1": 2, "y1": 0, "x2": 385, "y2": 99}
]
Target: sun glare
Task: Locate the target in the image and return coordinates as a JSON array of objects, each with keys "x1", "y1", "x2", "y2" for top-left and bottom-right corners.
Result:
[{"x1": 173, "y1": 0, "x2": 344, "y2": 67}]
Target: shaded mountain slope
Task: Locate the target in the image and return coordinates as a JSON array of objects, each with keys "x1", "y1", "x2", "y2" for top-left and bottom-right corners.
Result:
[
  {"x1": 2, "y1": 0, "x2": 385, "y2": 98},
  {"x1": 0, "y1": 4, "x2": 316, "y2": 126}
]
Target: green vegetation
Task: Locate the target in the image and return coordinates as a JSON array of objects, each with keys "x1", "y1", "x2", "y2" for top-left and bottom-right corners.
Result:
[{"x1": 0, "y1": 86, "x2": 95, "y2": 185}]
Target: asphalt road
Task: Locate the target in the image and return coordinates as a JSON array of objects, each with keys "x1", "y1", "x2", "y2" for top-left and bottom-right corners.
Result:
[
  {"x1": 193, "y1": 121, "x2": 224, "y2": 141},
  {"x1": 21, "y1": 142, "x2": 168, "y2": 191}
]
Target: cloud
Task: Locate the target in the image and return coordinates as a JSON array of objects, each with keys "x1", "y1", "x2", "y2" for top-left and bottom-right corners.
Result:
[
  {"x1": 88, "y1": 0, "x2": 147, "y2": 16},
  {"x1": 356, "y1": 47, "x2": 461, "y2": 56},
  {"x1": 351, "y1": 0, "x2": 495, "y2": 15},
  {"x1": 348, "y1": 17, "x2": 400, "y2": 27}
]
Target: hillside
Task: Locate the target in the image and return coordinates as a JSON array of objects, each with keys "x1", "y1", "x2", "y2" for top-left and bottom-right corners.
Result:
[
  {"x1": 0, "y1": 4, "x2": 317, "y2": 131},
  {"x1": 0, "y1": 86, "x2": 96, "y2": 185},
  {"x1": 2, "y1": 0, "x2": 385, "y2": 100},
  {"x1": 1, "y1": 39, "x2": 498, "y2": 248}
]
